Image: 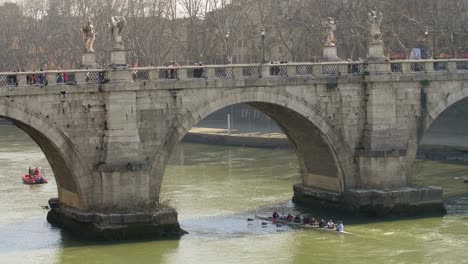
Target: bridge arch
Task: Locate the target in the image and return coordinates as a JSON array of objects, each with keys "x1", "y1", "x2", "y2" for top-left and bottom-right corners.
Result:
[
  {"x1": 0, "y1": 99, "x2": 91, "y2": 210},
  {"x1": 426, "y1": 87, "x2": 468, "y2": 130},
  {"x1": 150, "y1": 87, "x2": 356, "y2": 200}
]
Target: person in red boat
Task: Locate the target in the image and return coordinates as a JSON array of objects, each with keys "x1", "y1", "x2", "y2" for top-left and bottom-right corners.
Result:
[{"x1": 34, "y1": 167, "x2": 40, "y2": 176}]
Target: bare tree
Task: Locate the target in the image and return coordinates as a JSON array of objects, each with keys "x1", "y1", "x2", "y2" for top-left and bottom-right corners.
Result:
[{"x1": 0, "y1": 0, "x2": 467, "y2": 70}]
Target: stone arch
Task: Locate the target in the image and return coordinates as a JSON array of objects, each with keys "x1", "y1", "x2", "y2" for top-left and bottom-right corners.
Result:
[
  {"x1": 150, "y1": 88, "x2": 356, "y2": 200},
  {"x1": 410, "y1": 86, "x2": 468, "y2": 173},
  {"x1": 426, "y1": 87, "x2": 468, "y2": 130},
  {"x1": 0, "y1": 99, "x2": 91, "y2": 210}
]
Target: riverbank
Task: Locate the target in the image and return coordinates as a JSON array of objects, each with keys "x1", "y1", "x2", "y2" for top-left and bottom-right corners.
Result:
[
  {"x1": 417, "y1": 144, "x2": 468, "y2": 163},
  {"x1": 183, "y1": 127, "x2": 291, "y2": 149},
  {"x1": 184, "y1": 127, "x2": 468, "y2": 164},
  {"x1": 0, "y1": 119, "x2": 10, "y2": 125}
]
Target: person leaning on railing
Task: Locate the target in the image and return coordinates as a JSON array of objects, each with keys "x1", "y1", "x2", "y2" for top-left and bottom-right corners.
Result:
[
  {"x1": 36, "y1": 69, "x2": 48, "y2": 87},
  {"x1": 132, "y1": 64, "x2": 137, "y2": 81},
  {"x1": 7, "y1": 70, "x2": 18, "y2": 86},
  {"x1": 30, "y1": 71, "x2": 37, "y2": 85},
  {"x1": 12, "y1": 70, "x2": 18, "y2": 86},
  {"x1": 193, "y1": 62, "x2": 205, "y2": 78},
  {"x1": 56, "y1": 69, "x2": 64, "y2": 84}
]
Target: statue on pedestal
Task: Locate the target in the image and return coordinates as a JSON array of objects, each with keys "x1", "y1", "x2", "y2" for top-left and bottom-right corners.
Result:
[
  {"x1": 368, "y1": 11, "x2": 384, "y2": 45},
  {"x1": 323, "y1": 17, "x2": 337, "y2": 46},
  {"x1": 110, "y1": 16, "x2": 127, "y2": 50},
  {"x1": 81, "y1": 20, "x2": 96, "y2": 53}
]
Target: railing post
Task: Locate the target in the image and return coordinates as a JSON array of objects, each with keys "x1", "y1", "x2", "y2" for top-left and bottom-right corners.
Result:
[
  {"x1": 233, "y1": 66, "x2": 243, "y2": 79},
  {"x1": 206, "y1": 67, "x2": 216, "y2": 79},
  {"x1": 74, "y1": 71, "x2": 87, "y2": 85},
  {"x1": 401, "y1": 62, "x2": 411, "y2": 73},
  {"x1": 313, "y1": 64, "x2": 322, "y2": 75},
  {"x1": 261, "y1": 64, "x2": 270, "y2": 78},
  {"x1": 148, "y1": 69, "x2": 158, "y2": 81},
  {"x1": 18, "y1": 73, "x2": 28, "y2": 86},
  {"x1": 287, "y1": 65, "x2": 297, "y2": 77},
  {"x1": 425, "y1": 61, "x2": 434, "y2": 73},
  {"x1": 338, "y1": 63, "x2": 349, "y2": 75},
  {"x1": 448, "y1": 61, "x2": 457, "y2": 73},
  {"x1": 178, "y1": 68, "x2": 188, "y2": 80},
  {"x1": 45, "y1": 72, "x2": 56, "y2": 86}
]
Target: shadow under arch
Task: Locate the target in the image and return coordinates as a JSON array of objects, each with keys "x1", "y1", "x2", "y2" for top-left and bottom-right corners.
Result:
[
  {"x1": 414, "y1": 92, "x2": 468, "y2": 160},
  {"x1": 426, "y1": 87, "x2": 468, "y2": 131},
  {"x1": 413, "y1": 88, "x2": 468, "y2": 160},
  {"x1": 0, "y1": 99, "x2": 90, "y2": 210},
  {"x1": 150, "y1": 88, "x2": 356, "y2": 200}
]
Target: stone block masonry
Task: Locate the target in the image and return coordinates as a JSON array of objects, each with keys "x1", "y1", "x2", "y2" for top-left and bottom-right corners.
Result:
[{"x1": 1, "y1": 61, "x2": 466, "y2": 239}]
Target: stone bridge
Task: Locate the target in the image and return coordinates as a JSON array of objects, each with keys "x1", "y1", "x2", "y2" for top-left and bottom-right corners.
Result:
[{"x1": 2, "y1": 59, "x2": 467, "y2": 239}]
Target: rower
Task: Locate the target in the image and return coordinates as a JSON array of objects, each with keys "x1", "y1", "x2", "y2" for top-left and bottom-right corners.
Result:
[
  {"x1": 272, "y1": 212, "x2": 279, "y2": 219},
  {"x1": 311, "y1": 218, "x2": 319, "y2": 227},
  {"x1": 279, "y1": 213, "x2": 286, "y2": 220},
  {"x1": 336, "y1": 221, "x2": 344, "y2": 232},
  {"x1": 327, "y1": 219, "x2": 335, "y2": 229},
  {"x1": 294, "y1": 214, "x2": 301, "y2": 223},
  {"x1": 319, "y1": 219, "x2": 326, "y2": 228},
  {"x1": 286, "y1": 213, "x2": 293, "y2": 222},
  {"x1": 302, "y1": 216, "x2": 310, "y2": 225}
]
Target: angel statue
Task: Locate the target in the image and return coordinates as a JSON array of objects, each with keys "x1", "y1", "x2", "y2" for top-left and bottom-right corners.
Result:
[
  {"x1": 81, "y1": 20, "x2": 97, "y2": 53},
  {"x1": 368, "y1": 11, "x2": 384, "y2": 45},
  {"x1": 110, "y1": 16, "x2": 127, "y2": 50},
  {"x1": 323, "y1": 17, "x2": 337, "y2": 46}
]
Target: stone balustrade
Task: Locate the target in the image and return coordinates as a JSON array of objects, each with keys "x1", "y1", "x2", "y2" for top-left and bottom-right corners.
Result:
[{"x1": 1, "y1": 59, "x2": 468, "y2": 88}]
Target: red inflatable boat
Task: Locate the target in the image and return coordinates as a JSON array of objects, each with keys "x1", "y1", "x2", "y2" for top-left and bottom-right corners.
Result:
[{"x1": 22, "y1": 168, "x2": 48, "y2": 184}]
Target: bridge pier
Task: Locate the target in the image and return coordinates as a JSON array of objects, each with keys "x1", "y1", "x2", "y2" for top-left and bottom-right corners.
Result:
[
  {"x1": 46, "y1": 166, "x2": 187, "y2": 240},
  {"x1": 293, "y1": 76, "x2": 446, "y2": 217},
  {"x1": 47, "y1": 201, "x2": 185, "y2": 240},
  {"x1": 293, "y1": 184, "x2": 445, "y2": 217}
]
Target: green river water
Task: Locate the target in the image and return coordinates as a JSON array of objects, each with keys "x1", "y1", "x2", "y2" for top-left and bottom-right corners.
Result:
[{"x1": 0, "y1": 125, "x2": 467, "y2": 264}]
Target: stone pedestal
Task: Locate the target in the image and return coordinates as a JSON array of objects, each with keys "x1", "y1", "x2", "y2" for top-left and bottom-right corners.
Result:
[
  {"x1": 367, "y1": 43, "x2": 386, "y2": 61},
  {"x1": 110, "y1": 50, "x2": 128, "y2": 69},
  {"x1": 293, "y1": 184, "x2": 446, "y2": 217},
  {"x1": 323, "y1": 45, "x2": 340, "y2": 61},
  {"x1": 47, "y1": 201, "x2": 187, "y2": 240},
  {"x1": 81, "y1": 52, "x2": 97, "y2": 69}
]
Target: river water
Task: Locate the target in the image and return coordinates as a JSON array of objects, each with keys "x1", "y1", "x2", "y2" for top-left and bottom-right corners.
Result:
[{"x1": 0, "y1": 125, "x2": 468, "y2": 264}]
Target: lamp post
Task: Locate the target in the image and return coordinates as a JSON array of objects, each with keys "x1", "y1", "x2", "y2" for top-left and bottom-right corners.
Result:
[
  {"x1": 225, "y1": 31, "x2": 230, "y2": 64},
  {"x1": 425, "y1": 28, "x2": 429, "y2": 59},
  {"x1": 261, "y1": 28, "x2": 266, "y2": 63}
]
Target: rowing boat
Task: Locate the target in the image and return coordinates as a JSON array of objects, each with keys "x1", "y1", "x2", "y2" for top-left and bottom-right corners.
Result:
[{"x1": 255, "y1": 215, "x2": 353, "y2": 235}]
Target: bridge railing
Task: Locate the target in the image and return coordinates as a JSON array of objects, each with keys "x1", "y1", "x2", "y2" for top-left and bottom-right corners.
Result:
[
  {"x1": 1, "y1": 59, "x2": 468, "y2": 88},
  {"x1": 388, "y1": 59, "x2": 467, "y2": 73}
]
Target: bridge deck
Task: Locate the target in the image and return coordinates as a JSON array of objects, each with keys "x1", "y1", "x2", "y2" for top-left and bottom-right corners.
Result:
[{"x1": 0, "y1": 59, "x2": 467, "y2": 89}]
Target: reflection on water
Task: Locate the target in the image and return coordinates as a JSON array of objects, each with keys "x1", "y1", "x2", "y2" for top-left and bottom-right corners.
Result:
[{"x1": 0, "y1": 125, "x2": 467, "y2": 263}]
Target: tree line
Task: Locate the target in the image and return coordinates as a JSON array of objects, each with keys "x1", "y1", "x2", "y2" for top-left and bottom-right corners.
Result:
[{"x1": 0, "y1": 0, "x2": 467, "y2": 70}]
